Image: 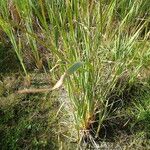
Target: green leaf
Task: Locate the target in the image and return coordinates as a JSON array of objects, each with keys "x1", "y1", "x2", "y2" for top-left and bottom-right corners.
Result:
[{"x1": 66, "y1": 62, "x2": 83, "y2": 75}]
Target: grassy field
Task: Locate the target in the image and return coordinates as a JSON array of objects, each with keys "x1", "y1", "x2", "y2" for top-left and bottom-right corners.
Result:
[{"x1": 0, "y1": 0, "x2": 150, "y2": 149}]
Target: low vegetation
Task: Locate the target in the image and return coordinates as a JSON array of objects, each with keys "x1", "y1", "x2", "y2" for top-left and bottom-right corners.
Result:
[{"x1": 0, "y1": 0, "x2": 150, "y2": 149}]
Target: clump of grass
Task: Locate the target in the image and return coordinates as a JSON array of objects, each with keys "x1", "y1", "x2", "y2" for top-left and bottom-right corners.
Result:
[
  {"x1": 0, "y1": 0, "x2": 150, "y2": 148},
  {"x1": 131, "y1": 81, "x2": 150, "y2": 138}
]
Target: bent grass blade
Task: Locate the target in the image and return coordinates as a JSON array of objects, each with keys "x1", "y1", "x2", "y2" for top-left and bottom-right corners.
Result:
[{"x1": 17, "y1": 62, "x2": 83, "y2": 93}]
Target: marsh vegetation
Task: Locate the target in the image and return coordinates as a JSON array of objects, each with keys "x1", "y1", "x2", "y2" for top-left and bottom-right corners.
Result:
[{"x1": 0, "y1": 0, "x2": 150, "y2": 149}]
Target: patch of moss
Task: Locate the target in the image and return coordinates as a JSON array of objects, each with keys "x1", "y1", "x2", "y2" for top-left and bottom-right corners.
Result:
[{"x1": 0, "y1": 75, "x2": 60, "y2": 149}]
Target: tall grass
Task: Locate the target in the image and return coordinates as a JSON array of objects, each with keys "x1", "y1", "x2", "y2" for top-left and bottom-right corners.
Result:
[
  {"x1": 0, "y1": 0, "x2": 149, "y2": 144},
  {"x1": 0, "y1": 0, "x2": 27, "y2": 76}
]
